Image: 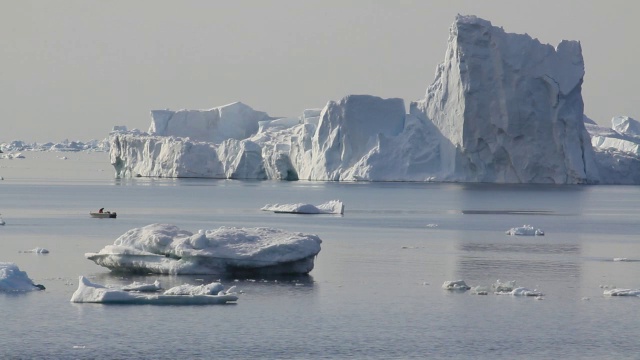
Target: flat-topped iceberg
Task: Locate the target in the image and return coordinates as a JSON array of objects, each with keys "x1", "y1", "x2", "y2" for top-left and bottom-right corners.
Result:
[
  {"x1": 261, "y1": 200, "x2": 344, "y2": 214},
  {"x1": 0, "y1": 262, "x2": 45, "y2": 292},
  {"x1": 70, "y1": 276, "x2": 238, "y2": 304},
  {"x1": 85, "y1": 224, "x2": 322, "y2": 275}
]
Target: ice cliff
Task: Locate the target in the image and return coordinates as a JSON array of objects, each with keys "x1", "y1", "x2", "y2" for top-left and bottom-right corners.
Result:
[
  {"x1": 410, "y1": 15, "x2": 598, "y2": 183},
  {"x1": 108, "y1": 15, "x2": 638, "y2": 184}
]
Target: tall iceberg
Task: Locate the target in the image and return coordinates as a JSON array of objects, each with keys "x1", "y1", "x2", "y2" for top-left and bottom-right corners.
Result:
[{"x1": 410, "y1": 15, "x2": 598, "y2": 183}]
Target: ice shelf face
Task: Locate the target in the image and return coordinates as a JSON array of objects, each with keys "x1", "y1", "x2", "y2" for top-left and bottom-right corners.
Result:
[
  {"x1": 410, "y1": 15, "x2": 599, "y2": 184},
  {"x1": 108, "y1": 15, "x2": 640, "y2": 184}
]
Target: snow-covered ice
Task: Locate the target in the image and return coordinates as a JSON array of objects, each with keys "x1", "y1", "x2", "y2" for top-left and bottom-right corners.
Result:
[
  {"x1": 121, "y1": 280, "x2": 162, "y2": 292},
  {"x1": 505, "y1": 225, "x2": 544, "y2": 236},
  {"x1": 0, "y1": 262, "x2": 45, "y2": 292},
  {"x1": 261, "y1": 200, "x2": 344, "y2": 214},
  {"x1": 85, "y1": 224, "x2": 322, "y2": 275},
  {"x1": 70, "y1": 276, "x2": 238, "y2": 304}
]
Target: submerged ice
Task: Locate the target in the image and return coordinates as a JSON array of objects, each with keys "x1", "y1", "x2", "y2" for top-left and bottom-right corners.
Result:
[{"x1": 85, "y1": 223, "x2": 322, "y2": 275}]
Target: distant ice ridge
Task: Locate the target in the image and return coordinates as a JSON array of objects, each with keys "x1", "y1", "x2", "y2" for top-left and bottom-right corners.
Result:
[
  {"x1": 0, "y1": 262, "x2": 45, "y2": 292},
  {"x1": 261, "y1": 200, "x2": 344, "y2": 214},
  {"x1": 107, "y1": 15, "x2": 639, "y2": 184},
  {"x1": 70, "y1": 276, "x2": 238, "y2": 304},
  {"x1": 1, "y1": 138, "x2": 110, "y2": 153},
  {"x1": 85, "y1": 223, "x2": 322, "y2": 275},
  {"x1": 586, "y1": 116, "x2": 640, "y2": 184}
]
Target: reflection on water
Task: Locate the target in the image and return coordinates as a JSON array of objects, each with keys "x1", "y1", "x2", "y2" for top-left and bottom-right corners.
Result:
[
  {"x1": 460, "y1": 242, "x2": 580, "y2": 255},
  {"x1": 461, "y1": 210, "x2": 555, "y2": 215},
  {"x1": 456, "y1": 256, "x2": 580, "y2": 279}
]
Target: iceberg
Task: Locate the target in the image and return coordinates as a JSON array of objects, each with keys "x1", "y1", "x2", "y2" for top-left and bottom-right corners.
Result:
[
  {"x1": 586, "y1": 116, "x2": 640, "y2": 184},
  {"x1": 505, "y1": 225, "x2": 544, "y2": 236},
  {"x1": 0, "y1": 262, "x2": 45, "y2": 292},
  {"x1": 85, "y1": 224, "x2": 322, "y2": 275},
  {"x1": 411, "y1": 15, "x2": 598, "y2": 183},
  {"x1": 106, "y1": 15, "x2": 639, "y2": 184},
  {"x1": 70, "y1": 276, "x2": 238, "y2": 304},
  {"x1": 261, "y1": 200, "x2": 344, "y2": 214}
]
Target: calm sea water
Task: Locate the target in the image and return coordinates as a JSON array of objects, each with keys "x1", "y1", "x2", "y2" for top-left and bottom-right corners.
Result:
[{"x1": 1, "y1": 152, "x2": 639, "y2": 359}]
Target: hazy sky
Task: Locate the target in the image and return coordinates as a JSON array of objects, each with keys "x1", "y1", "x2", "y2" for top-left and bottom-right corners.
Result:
[{"x1": 2, "y1": 1, "x2": 638, "y2": 143}]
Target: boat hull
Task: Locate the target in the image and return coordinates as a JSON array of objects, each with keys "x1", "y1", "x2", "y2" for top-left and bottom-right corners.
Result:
[{"x1": 90, "y1": 212, "x2": 117, "y2": 219}]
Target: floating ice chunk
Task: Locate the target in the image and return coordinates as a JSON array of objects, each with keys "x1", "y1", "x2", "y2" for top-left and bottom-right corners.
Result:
[
  {"x1": 442, "y1": 280, "x2": 470, "y2": 290},
  {"x1": 470, "y1": 286, "x2": 490, "y2": 295},
  {"x1": 510, "y1": 287, "x2": 544, "y2": 297},
  {"x1": 426, "y1": 224, "x2": 438, "y2": 228},
  {"x1": 0, "y1": 262, "x2": 45, "y2": 291},
  {"x1": 0, "y1": 215, "x2": 4, "y2": 226},
  {"x1": 21, "y1": 247, "x2": 50, "y2": 254},
  {"x1": 612, "y1": 258, "x2": 639, "y2": 262},
  {"x1": 261, "y1": 200, "x2": 344, "y2": 214},
  {"x1": 603, "y1": 288, "x2": 640, "y2": 296},
  {"x1": 492, "y1": 279, "x2": 517, "y2": 294},
  {"x1": 163, "y1": 282, "x2": 224, "y2": 296},
  {"x1": 85, "y1": 223, "x2": 322, "y2": 275},
  {"x1": 505, "y1": 225, "x2": 544, "y2": 236},
  {"x1": 121, "y1": 280, "x2": 162, "y2": 292},
  {"x1": 70, "y1": 276, "x2": 238, "y2": 304}
]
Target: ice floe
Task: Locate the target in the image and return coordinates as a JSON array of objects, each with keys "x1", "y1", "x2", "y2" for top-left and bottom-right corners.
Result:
[
  {"x1": 442, "y1": 280, "x2": 471, "y2": 290},
  {"x1": 505, "y1": 225, "x2": 545, "y2": 236},
  {"x1": 603, "y1": 288, "x2": 640, "y2": 297},
  {"x1": 20, "y1": 248, "x2": 50, "y2": 254},
  {"x1": 261, "y1": 200, "x2": 344, "y2": 214},
  {"x1": 70, "y1": 276, "x2": 238, "y2": 304},
  {"x1": 85, "y1": 223, "x2": 322, "y2": 275}
]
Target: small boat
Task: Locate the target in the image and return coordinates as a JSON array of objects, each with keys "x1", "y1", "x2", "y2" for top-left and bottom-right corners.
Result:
[{"x1": 90, "y1": 211, "x2": 117, "y2": 219}]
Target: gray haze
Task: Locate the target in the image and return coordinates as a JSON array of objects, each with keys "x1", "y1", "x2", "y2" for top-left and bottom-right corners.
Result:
[{"x1": 2, "y1": 0, "x2": 638, "y2": 143}]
